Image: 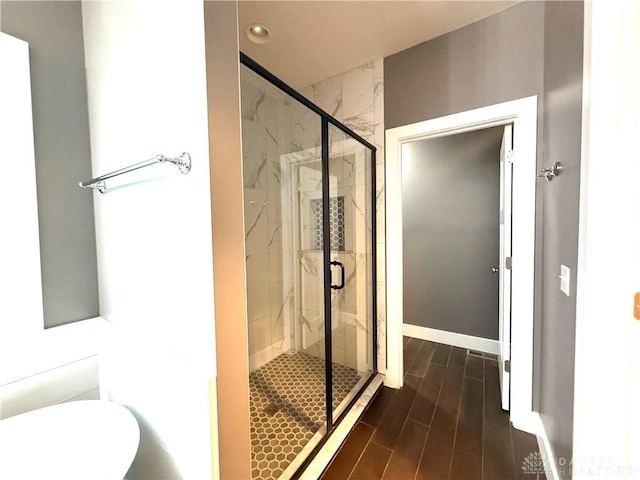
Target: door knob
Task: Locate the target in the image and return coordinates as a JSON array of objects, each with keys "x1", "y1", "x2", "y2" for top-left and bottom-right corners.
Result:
[{"x1": 491, "y1": 267, "x2": 499, "y2": 273}]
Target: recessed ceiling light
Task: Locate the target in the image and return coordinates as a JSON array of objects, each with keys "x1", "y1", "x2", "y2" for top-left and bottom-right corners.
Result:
[{"x1": 246, "y1": 24, "x2": 271, "y2": 45}]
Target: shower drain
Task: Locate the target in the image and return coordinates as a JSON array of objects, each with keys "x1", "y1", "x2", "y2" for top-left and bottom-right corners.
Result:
[{"x1": 263, "y1": 403, "x2": 282, "y2": 416}]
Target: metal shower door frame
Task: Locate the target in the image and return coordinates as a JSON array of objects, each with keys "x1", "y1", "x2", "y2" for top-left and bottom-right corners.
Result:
[{"x1": 240, "y1": 52, "x2": 378, "y2": 477}]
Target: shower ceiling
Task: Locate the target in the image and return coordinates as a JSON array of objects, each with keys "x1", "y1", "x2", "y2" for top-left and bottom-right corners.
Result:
[{"x1": 238, "y1": 0, "x2": 523, "y2": 89}]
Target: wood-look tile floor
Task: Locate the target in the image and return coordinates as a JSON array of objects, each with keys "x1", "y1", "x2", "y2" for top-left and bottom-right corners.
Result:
[{"x1": 320, "y1": 337, "x2": 545, "y2": 480}]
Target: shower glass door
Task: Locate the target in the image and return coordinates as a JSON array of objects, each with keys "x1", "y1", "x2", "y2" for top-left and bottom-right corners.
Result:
[
  {"x1": 241, "y1": 66, "x2": 329, "y2": 480},
  {"x1": 240, "y1": 56, "x2": 376, "y2": 480},
  {"x1": 326, "y1": 125, "x2": 375, "y2": 420}
]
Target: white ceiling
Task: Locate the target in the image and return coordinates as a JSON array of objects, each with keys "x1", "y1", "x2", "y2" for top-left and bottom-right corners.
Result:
[{"x1": 238, "y1": 0, "x2": 523, "y2": 89}]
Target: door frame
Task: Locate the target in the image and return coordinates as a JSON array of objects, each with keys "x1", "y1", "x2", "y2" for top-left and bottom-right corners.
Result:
[
  {"x1": 499, "y1": 124, "x2": 514, "y2": 411},
  {"x1": 385, "y1": 96, "x2": 538, "y2": 433}
]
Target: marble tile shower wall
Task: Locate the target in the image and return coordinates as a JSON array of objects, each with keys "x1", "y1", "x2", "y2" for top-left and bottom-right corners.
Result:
[
  {"x1": 241, "y1": 60, "x2": 386, "y2": 374},
  {"x1": 298, "y1": 59, "x2": 386, "y2": 372},
  {"x1": 241, "y1": 73, "x2": 295, "y2": 371}
]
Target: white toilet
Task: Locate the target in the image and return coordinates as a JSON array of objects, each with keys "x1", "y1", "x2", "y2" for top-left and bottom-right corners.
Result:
[{"x1": 0, "y1": 400, "x2": 140, "y2": 480}]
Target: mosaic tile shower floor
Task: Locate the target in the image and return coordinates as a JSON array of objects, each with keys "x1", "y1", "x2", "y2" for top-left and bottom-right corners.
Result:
[{"x1": 249, "y1": 351, "x2": 362, "y2": 480}]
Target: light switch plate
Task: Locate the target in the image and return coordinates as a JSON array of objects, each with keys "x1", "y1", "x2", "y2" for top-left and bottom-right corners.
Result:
[{"x1": 560, "y1": 265, "x2": 571, "y2": 296}]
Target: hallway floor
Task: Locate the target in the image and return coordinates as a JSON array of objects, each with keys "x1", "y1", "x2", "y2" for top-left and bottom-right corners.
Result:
[{"x1": 320, "y1": 337, "x2": 545, "y2": 480}]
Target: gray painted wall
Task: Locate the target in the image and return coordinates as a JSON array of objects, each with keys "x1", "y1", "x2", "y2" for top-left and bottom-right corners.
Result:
[
  {"x1": 539, "y1": 2, "x2": 583, "y2": 474},
  {"x1": 384, "y1": 1, "x2": 545, "y2": 130},
  {"x1": 385, "y1": 0, "x2": 584, "y2": 473},
  {"x1": 1, "y1": 1, "x2": 99, "y2": 328},
  {"x1": 402, "y1": 127, "x2": 503, "y2": 340}
]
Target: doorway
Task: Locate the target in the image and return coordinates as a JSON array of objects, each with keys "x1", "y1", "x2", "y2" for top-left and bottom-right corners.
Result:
[
  {"x1": 385, "y1": 97, "x2": 538, "y2": 433},
  {"x1": 401, "y1": 125, "x2": 513, "y2": 409}
]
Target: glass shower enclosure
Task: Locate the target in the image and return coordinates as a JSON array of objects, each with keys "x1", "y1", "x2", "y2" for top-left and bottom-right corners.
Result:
[{"x1": 240, "y1": 54, "x2": 377, "y2": 480}]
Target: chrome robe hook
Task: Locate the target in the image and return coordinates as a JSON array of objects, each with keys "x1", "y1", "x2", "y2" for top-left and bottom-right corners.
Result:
[{"x1": 536, "y1": 162, "x2": 562, "y2": 182}]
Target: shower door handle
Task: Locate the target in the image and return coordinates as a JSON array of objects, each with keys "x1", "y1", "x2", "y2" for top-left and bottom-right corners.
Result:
[{"x1": 330, "y1": 261, "x2": 345, "y2": 290}]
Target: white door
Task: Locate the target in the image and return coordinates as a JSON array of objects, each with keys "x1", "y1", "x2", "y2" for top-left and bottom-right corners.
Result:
[{"x1": 498, "y1": 124, "x2": 513, "y2": 411}]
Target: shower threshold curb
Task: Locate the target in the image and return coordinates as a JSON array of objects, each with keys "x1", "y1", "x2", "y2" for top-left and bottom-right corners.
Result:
[{"x1": 297, "y1": 373, "x2": 384, "y2": 480}]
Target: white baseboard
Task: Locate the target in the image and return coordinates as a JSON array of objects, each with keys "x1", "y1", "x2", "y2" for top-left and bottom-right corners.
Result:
[
  {"x1": 530, "y1": 413, "x2": 561, "y2": 480},
  {"x1": 402, "y1": 323, "x2": 500, "y2": 355},
  {"x1": 511, "y1": 410, "x2": 541, "y2": 435}
]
